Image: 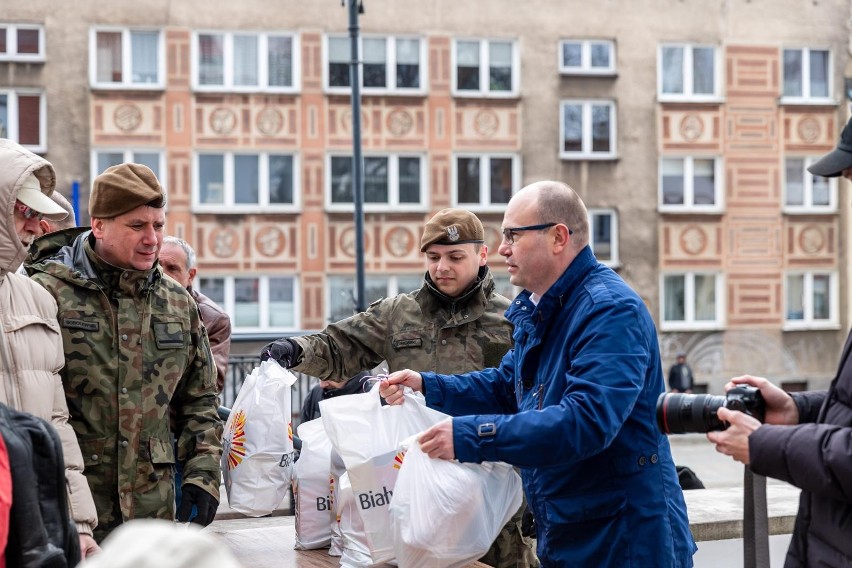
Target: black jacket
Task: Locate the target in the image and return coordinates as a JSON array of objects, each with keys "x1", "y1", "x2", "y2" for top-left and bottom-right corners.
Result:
[
  {"x1": 0, "y1": 401, "x2": 80, "y2": 568},
  {"x1": 750, "y1": 331, "x2": 852, "y2": 567}
]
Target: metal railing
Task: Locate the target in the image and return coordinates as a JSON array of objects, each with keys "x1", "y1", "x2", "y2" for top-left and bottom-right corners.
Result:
[{"x1": 221, "y1": 355, "x2": 318, "y2": 423}]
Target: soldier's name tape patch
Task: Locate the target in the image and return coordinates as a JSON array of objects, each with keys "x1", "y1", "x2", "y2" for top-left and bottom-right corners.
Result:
[
  {"x1": 392, "y1": 338, "x2": 422, "y2": 349},
  {"x1": 61, "y1": 318, "x2": 99, "y2": 331}
]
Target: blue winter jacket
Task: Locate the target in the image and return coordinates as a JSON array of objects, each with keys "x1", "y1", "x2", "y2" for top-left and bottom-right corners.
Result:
[{"x1": 421, "y1": 246, "x2": 696, "y2": 567}]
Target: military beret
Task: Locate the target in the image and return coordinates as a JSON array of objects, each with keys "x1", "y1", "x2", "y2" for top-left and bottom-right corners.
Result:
[
  {"x1": 420, "y1": 208, "x2": 485, "y2": 252},
  {"x1": 89, "y1": 163, "x2": 165, "y2": 219}
]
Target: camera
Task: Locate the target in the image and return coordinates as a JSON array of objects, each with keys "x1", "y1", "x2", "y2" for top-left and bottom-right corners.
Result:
[{"x1": 656, "y1": 386, "x2": 765, "y2": 434}]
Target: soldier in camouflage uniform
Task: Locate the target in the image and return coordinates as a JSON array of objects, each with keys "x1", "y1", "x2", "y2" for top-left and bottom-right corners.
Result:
[
  {"x1": 263, "y1": 208, "x2": 538, "y2": 568},
  {"x1": 25, "y1": 163, "x2": 223, "y2": 543}
]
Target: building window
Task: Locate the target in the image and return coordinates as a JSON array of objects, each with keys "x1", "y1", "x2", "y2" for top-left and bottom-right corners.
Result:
[
  {"x1": 199, "y1": 276, "x2": 298, "y2": 331},
  {"x1": 560, "y1": 100, "x2": 616, "y2": 159},
  {"x1": 453, "y1": 39, "x2": 518, "y2": 97},
  {"x1": 327, "y1": 154, "x2": 426, "y2": 210},
  {"x1": 658, "y1": 44, "x2": 719, "y2": 101},
  {"x1": 92, "y1": 150, "x2": 165, "y2": 188},
  {"x1": 0, "y1": 90, "x2": 45, "y2": 152},
  {"x1": 785, "y1": 272, "x2": 838, "y2": 329},
  {"x1": 559, "y1": 39, "x2": 615, "y2": 75},
  {"x1": 327, "y1": 274, "x2": 422, "y2": 322},
  {"x1": 661, "y1": 272, "x2": 723, "y2": 330},
  {"x1": 194, "y1": 31, "x2": 299, "y2": 91},
  {"x1": 325, "y1": 35, "x2": 424, "y2": 94},
  {"x1": 589, "y1": 209, "x2": 618, "y2": 266},
  {"x1": 659, "y1": 157, "x2": 723, "y2": 212},
  {"x1": 784, "y1": 157, "x2": 836, "y2": 212},
  {"x1": 0, "y1": 24, "x2": 44, "y2": 61},
  {"x1": 194, "y1": 152, "x2": 298, "y2": 211},
  {"x1": 90, "y1": 28, "x2": 163, "y2": 88},
  {"x1": 782, "y1": 48, "x2": 830, "y2": 102},
  {"x1": 454, "y1": 154, "x2": 519, "y2": 209}
]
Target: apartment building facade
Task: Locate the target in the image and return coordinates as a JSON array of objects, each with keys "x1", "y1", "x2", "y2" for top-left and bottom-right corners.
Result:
[{"x1": 1, "y1": 0, "x2": 850, "y2": 391}]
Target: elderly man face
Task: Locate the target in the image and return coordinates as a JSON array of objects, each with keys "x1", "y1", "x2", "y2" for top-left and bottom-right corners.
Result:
[
  {"x1": 14, "y1": 200, "x2": 44, "y2": 247},
  {"x1": 159, "y1": 242, "x2": 195, "y2": 288}
]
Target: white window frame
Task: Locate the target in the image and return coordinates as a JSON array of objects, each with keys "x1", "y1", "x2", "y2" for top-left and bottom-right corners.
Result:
[
  {"x1": 783, "y1": 156, "x2": 837, "y2": 213},
  {"x1": 89, "y1": 27, "x2": 165, "y2": 89},
  {"x1": 326, "y1": 274, "x2": 422, "y2": 322},
  {"x1": 91, "y1": 149, "x2": 166, "y2": 194},
  {"x1": 193, "y1": 152, "x2": 301, "y2": 213},
  {"x1": 452, "y1": 153, "x2": 521, "y2": 211},
  {"x1": 559, "y1": 99, "x2": 617, "y2": 160},
  {"x1": 451, "y1": 38, "x2": 520, "y2": 98},
  {"x1": 783, "y1": 271, "x2": 839, "y2": 330},
  {"x1": 588, "y1": 208, "x2": 619, "y2": 267},
  {"x1": 657, "y1": 43, "x2": 722, "y2": 102},
  {"x1": 200, "y1": 275, "x2": 300, "y2": 333},
  {"x1": 0, "y1": 89, "x2": 46, "y2": 152},
  {"x1": 325, "y1": 153, "x2": 428, "y2": 212},
  {"x1": 781, "y1": 47, "x2": 833, "y2": 104},
  {"x1": 191, "y1": 30, "x2": 301, "y2": 93},
  {"x1": 0, "y1": 23, "x2": 45, "y2": 62},
  {"x1": 323, "y1": 34, "x2": 426, "y2": 95},
  {"x1": 558, "y1": 39, "x2": 615, "y2": 76},
  {"x1": 658, "y1": 156, "x2": 724, "y2": 213},
  {"x1": 660, "y1": 272, "x2": 725, "y2": 331}
]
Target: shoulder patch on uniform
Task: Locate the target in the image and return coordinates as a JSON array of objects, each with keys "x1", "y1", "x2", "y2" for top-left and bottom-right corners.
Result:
[{"x1": 61, "y1": 318, "x2": 99, "y2": 331}]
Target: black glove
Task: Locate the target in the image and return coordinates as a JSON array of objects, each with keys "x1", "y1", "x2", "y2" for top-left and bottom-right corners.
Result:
[
  {"x1": 177, "y1": 484, "x2": 219, "y2": 526},
  {"x1": 521, "y1": 505, "x2": 536, "y2": 538},
  {"x1": 260, "y1": 338, "x2": 301, "y2": 368}
]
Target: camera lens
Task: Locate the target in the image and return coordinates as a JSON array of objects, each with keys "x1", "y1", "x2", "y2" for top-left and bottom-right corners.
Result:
[{"x1": 656, "y1": 392, "x2": 727, "y2": 434}]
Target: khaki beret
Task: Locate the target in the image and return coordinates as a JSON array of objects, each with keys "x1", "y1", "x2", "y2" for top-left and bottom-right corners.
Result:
[
  {"x1": 420, "y1": 208, "x2": 485, "y2": 252},
  {"x1": 89, "y1": 163, "x2": 165, "y2": 219}
]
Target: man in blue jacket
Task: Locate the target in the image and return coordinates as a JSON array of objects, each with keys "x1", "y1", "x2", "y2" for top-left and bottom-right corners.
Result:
[{"x1": 381, "y1": 180, "x2": 696, "y2": 567}]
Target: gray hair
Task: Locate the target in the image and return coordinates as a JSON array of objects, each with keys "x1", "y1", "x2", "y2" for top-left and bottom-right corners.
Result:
[
  {"x1": 162, "y1": 236, "x2": 197, "y2": 270},
  {"x1": 48, "y1": 191, "x2": 76, "y2": 230}
]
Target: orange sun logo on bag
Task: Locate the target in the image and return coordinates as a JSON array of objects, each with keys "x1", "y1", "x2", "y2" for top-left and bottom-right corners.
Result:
[
  {"x1": 393, "y1": 448, "x2": 407, "y2": 470},
  {"x1": 288, "y1": 421, "x2": 293, "y2": 441},
  {"x1": 226, "y1": 410, "x2": 247, "y2": 470}
]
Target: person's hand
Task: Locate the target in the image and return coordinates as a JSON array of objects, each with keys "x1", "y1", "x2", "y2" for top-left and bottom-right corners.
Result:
[
  {"x1": 378, "y1": 370, "x2": 423, "y2": 405},
  {"x1": 418, "y1": 418, "x2": 455, "y2": 460},
  {"x1": 177, "y1": 484, "x2": 219, "y2": 526},
  {"x1": 79, "y1": 533, "x2": 100, "y2": 559},
  {"x1": 706, "y1": 408, "x2": 761, "y2": 464},
  {"x1": 726, "y1": 375, "x2": 798, "y2": 426},
  {"x1": 260, "y1": 338, "x2": 299, "y2": 368}
]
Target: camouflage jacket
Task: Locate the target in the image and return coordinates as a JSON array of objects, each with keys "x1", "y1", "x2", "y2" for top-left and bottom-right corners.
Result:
[
  {"x1": 25, "y1": 229, "x2": 222, "y2": 526},
  {"x1": 293, "y1": 268, "x2": 514, "y2": 380}
]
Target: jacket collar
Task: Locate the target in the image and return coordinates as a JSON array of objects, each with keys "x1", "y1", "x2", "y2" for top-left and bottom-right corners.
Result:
[{"x1": 419, "y1": 265, "x2": 491, "y2": 314}]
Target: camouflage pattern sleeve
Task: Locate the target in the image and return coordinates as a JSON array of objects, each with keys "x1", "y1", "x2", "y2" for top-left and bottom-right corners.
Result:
[
  {"x1": 172, "y1": 303, "x2": 223, "y2": 498},
  {"x1": 292, "y1": 297, "x2": 393, "y2": 381}
]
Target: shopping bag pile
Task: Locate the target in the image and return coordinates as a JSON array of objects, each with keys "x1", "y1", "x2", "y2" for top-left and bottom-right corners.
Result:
[{"x1": 221, "y1": 360, "x2": 297, "y2": 517}]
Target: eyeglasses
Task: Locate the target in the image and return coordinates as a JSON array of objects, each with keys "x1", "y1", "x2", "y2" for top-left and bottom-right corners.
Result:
[
  {"x1": 14, "y1": 201, "x2": 44, "y2": 221},
  {"x1": 501, "y1": 223, "x2": 571, "y2": 244}
]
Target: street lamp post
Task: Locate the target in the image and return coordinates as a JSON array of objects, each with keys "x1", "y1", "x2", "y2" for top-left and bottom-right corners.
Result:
[{"x1": 345, "y1": 0, "x2": 366, "y2": 313}]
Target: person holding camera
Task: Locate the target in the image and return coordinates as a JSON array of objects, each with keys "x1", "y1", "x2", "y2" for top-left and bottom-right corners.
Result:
[
  {"x1": 707, "y1": 118, "x2": 852, "y2": 568},
  {"x1": 379, "y1": 181, "x2": 696, "y2": 567}
]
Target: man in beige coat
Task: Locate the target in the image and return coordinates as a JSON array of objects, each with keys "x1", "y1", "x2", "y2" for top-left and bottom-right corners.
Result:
[{"x1": 0, "y1": 139, "x2": 100, "y2": 557}]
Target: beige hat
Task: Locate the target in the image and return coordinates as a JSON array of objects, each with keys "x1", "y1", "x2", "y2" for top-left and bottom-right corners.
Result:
[
  {"x1": 89, "y1": 163, "x2": 165, "y2": 219},
  {"x1": 420, "y1": 208, "x2": 485, "y2": 252},
  {"x1": 17, "y1": 174, "x2": 69, "y2": 221},
  {"x1": 83, "y1": 519, "x2": 241, "y2": 568}
]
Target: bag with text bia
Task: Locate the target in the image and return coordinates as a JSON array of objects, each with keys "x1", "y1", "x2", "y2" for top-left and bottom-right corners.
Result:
[
  {"x1": 221, "y1": 360, "x2": 297, "y2": 517},
  {"x1": 320, "y1": 386, "x2": 449, "y2": 564},
  {"x1": 293, "y1": 416, "x2": 334, "y2": 549}
]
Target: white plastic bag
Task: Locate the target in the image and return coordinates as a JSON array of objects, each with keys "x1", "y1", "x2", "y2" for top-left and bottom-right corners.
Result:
[
  {"x1": 221, "y1": 360, "x2": 297, "y2": 516},
  {"x1": 328, "y1": 448, "x2": 346, "y2": 557},
  {"x1": 293, "y1": 417, "x2": 334, "y2": 549},
  {"x1": 320, "y1": 387, "x2": 449, "y2": 564},
  {"x1": 389, "y1": 439, "x2": 523, "y2": 568},
  {"x1": 337, "y1": 472, "x2": 373, "y2": 568}
]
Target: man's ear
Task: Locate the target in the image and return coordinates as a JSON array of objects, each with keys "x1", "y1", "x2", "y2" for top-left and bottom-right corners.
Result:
[
  {"x1": 552, "y1": 224, "x2": 571, "y2": 252},
  {"x1": 38, "y1": 219, "x2": 51, "y2": 235},
  {"x1": 188, "y1": 267, "x2": 198, "y2": 285},
  {"x1": 90, "y1": 218, "x2": 105, "y2": 239},
  {"x1": 478, "y1": 244, "x2": 488, "y2": 266}
]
